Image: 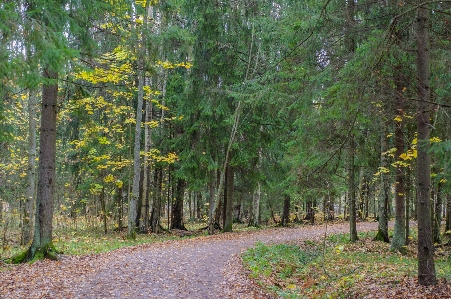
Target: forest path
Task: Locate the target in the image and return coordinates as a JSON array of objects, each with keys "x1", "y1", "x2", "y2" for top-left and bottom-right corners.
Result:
[{"x1": 0, "y1": 222, "x2": 380, "y2": 299}]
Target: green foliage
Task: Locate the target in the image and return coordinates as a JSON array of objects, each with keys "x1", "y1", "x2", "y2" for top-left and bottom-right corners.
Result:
[{"x1": 243, "y1": 230, "x2": 451, "y2": 298}]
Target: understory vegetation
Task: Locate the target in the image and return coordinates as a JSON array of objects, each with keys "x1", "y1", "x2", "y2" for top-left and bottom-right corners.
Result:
[{"x1": 242, "y1": 229, "x2": 451, "y2": 298}]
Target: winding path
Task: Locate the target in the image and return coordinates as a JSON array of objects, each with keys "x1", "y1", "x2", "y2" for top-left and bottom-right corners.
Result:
[{"x1": 0, "y1": 222, "x2": 381, "y2": 299}]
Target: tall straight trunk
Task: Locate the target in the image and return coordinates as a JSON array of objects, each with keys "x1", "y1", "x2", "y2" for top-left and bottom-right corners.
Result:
[
  {"x1": 406, "y1": 166, "x2": 411, "y2": 245},
  {"x1": 209, "y1": 102, "x2": 242, "y2": 234},
  {"x1": 208, "y1": 170, "x2": 216, "y2": 232},
  {"x1": 375, "y1": 125, "x2": 390, "y2": 242},
  {"x1": 196, "y1": 192, "x2": 202, "y2": 220},
  {"x1": 117, "y1": 177, "x2": 123, "y2": 231},
  {"x1": 27, "y1": 68, "x2": 58, "y2": 261},
  {"x1": 150, "y1": 167, "x2": 162, "y2": 233},
  {"x1": 249, "y1": 182, "x2": 261, "y2": 227},
  {"x1": 391, "y1": 66, "x2": 406, "y2": 253},
  {"x1": 188, "y1": 191, "x2": 193, "y2": 220},
  {"x1": 433, "y1": 183, "x2": 442, "y2": 243},
  {"x1": 128, "y1": 1, "x2": 151, "y2": 238},
  {"x1": 140, "y1": 84, "x2": 152, "y2": 232},
  {"x1": 22, "y1": 89, "x2": 37, "y2": 245},
  {"x1": 223, "y1": 164, "x2": 234, "y2": 232},
  {"x1": 416, "y1": 2, "x2": 436, "y2": 286},
  {"x1": 281, "y1": 194, "x2": 290, "y2": 227},
  {"x1": 348, "y1": 135, "x2": 358, "y2": 242},
  {"x1": 171, "y1": 179, "x2": 186, "y2": 230},
  {"x1": 446, "y1": 194, "x2": 451, "y2": 231},
  {"x1": 128, "y1": 66, "x2": 144, "y2": 239},
  {"x1": 100, "y1": 186, "x2": 107, "y2": 234},
  {"x1": 345, "y1": 0, "x2": 357, "y2": 242}
]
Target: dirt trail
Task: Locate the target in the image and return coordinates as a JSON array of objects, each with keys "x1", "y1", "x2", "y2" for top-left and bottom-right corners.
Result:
[{"x1": 0, "y1": 222, "x2": 380, "y2": 299}]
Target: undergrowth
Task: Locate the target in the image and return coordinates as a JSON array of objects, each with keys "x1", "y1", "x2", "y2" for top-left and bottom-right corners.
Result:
[{"x1": 242, "y1": 229, "x2": 451, "y2": 298}]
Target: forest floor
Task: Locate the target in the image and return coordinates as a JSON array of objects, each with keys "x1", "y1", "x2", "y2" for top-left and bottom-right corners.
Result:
[{"x1": 0, "y1": 221, "x2": 449, "y2": 298}]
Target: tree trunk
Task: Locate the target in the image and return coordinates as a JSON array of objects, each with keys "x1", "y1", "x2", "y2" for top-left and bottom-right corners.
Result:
[
  {"x1": 140, "y1": 81, "x2": 152, "y2": 232},
  {"x1": 223, "y1": 164, "x2": 233, "y2": 232},
  {"x1": 446, "y1": 194, "x2": 451, "y2": 232},
  {"x1": 375, "y1": 128, "x2": 390, "y2": 242},
  {"x1": 433, "y1": 183, "x2": 442, "y2": 244},
  {"x1": 100, "y1": 186, "x2": 107, "y2": 234},
  {"x1": 26, "y1": 68, "x2": 58, "y2": 261},
  {"x1": 128, "y1": 55, "x2": 145, "y2": 239},
  {"x1": 117, "y1": 177, "x2": 123, "y2": 231},
  {"x1": 348, "y1": 135, "x2": 358, "y2": 242},
  {"x1": 281, "y1": 194, "x2": 290, "y2": 227},
  {"x1": 208, "y1": 170, "x2": 217, "y2": 233},
  {"x1": 416, "y1": 2, "x2": 436, "y2": 285},
  {"x1": 196, "y1": 192, "x2": 202, "y2": 220},
  {"x1": 171, "y1": 179, "x2": 186, "y2": 230},
  {"x1": 209, "y1": 102, "x2": 242, "y2": 234},
  {"x1": 391, "y1": 66, "x2": 406, "y2": 253},
  {"x1": 22, "y1": 89, "x2": 37, "y2": 245},
  {"x1": 150, "y1": 167, "x2": 163, "y2": 233},
  {"x1": 406, "y1": 166, "x2": 411, "y2": 245},
  {"x1": 249, "y1": 182, "x2": 261, "y2": 227}
]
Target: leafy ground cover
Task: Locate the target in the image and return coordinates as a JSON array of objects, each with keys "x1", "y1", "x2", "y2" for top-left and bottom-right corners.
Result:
[{"x1": 242, "y1": 229, "x2": 451, "y2": 298}]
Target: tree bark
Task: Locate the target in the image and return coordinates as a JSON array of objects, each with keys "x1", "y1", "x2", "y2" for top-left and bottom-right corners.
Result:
[
  {"x1": 223, "y1": 164, "x2": 233, "y2": 232},
  {"x1": 348, "y1": 135, "x2": 358, "y2": 242},
  {"x1": 281, "y1": 194, "x2": 290, "y2": 227},
  {"x1": 249, "y1": 182, "x2": 261, "y2": 227},
  {"x1": 150, "y1": 167, "x2": 163, "y2": 233},
  {"x1": 416, "y1": 2, "x2": 436, "y2": 285},
  {"x1": 433, "y1": 182, "x2": 442, "y2": 244},
  {"x1": 171, "y1": 179, "x2": 186, "y2": 230},
  {"x1": 27, "y1": 68, "x2": 58, "y2": 261},
  {"x1": 22, "y1": 89, "x2": 37, "y2": 245},
  {"x1": 391, "y1": 66, "x2": 406, "y2": 253}
]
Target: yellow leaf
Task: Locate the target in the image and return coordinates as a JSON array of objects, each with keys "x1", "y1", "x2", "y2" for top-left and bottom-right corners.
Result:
[
  {"x1": 394, "y1": 115, "x2": 402, "y2": 122},
  {"x1": 399, "y1": 153, "x2": 408, "y2": 160}
]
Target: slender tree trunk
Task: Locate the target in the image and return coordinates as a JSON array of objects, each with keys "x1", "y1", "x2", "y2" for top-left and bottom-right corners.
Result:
[
  {"x1": 416, "y1": 2, "x2": 436, "y2": 285},
  {"x1": 140, "y1": 80, "x2": 153, "y2": 232},
  {"x1": 433, "y1": 182, "x2": 442, "y2": 243},
  {"x1": 446, "y1": 194, "x2": 451, "y2": 232},
  {"x1": 391, "y1": 67, "x2": 406, "y2": 253},
  {"x1": 223, "y1": 164, "x2": 233, "y2": 232},
  {"x1": 27, "y1": 68, "x2": 58, "y2": 261},
  {"x1": 150, "y1": 167, "x2": 162, "y2": 233},
  {"x1": 100, "y1": 186, "x2": 107, "y2": 234},
  {"x1": 209, "y1": 102, "x2": 242, "y2": 234},
  {"x1": 22, "y1": 89, "x2": 37, "y2": 245},
  {"x1": 208, "y1": 170, "x2": 216, "y2": 232},
  {"x1": 281, "y1": 194, "x2": 290, "y2": 227},
  {"x1": 128, "y1": 70, "x2": 144, "y2": 238},
  {"x1": 196, "y1": 192, "x2": 202, "y2": 220},
  {"x1": 249, "y1": 182, "x2": 261, "y2": 227},
  {"x1": 375, "y1": 126, "x2": 390, "y2": 242},
  {"x1": 405, "y1": 166, "x2": 412, "y2": 244},
  {"x1": 348, "y1": 135, "x2": 358, "y2": 242},
  {"x1": 117, "y1": 177, "x2": 123, "y2": 231},
  {"x1": 171, "y1": 179, "x2": 186, "y2": 230}
]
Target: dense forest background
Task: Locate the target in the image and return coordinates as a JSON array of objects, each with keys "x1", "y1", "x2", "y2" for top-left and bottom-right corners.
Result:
[{"x1": 1, "y1": 0, "x2": 451, "y2": 285}]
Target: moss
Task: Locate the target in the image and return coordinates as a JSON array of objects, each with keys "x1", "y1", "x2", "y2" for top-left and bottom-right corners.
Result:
[
  {"x1": 9, "y1": 249, "x2": 29, "y2": 264},
  {"x1": 373, "y1": 230, "x2": 390, "y2": 243}
]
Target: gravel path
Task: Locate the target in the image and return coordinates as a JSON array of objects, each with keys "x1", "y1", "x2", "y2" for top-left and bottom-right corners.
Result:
[{"x1": 0, "y1": 222, "x2": 380, "y2": 299}]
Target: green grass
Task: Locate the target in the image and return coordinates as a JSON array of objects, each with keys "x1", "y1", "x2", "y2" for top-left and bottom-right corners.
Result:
[{"x1": 242, "y1": 229, "x2": 451, "y2": 298}]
